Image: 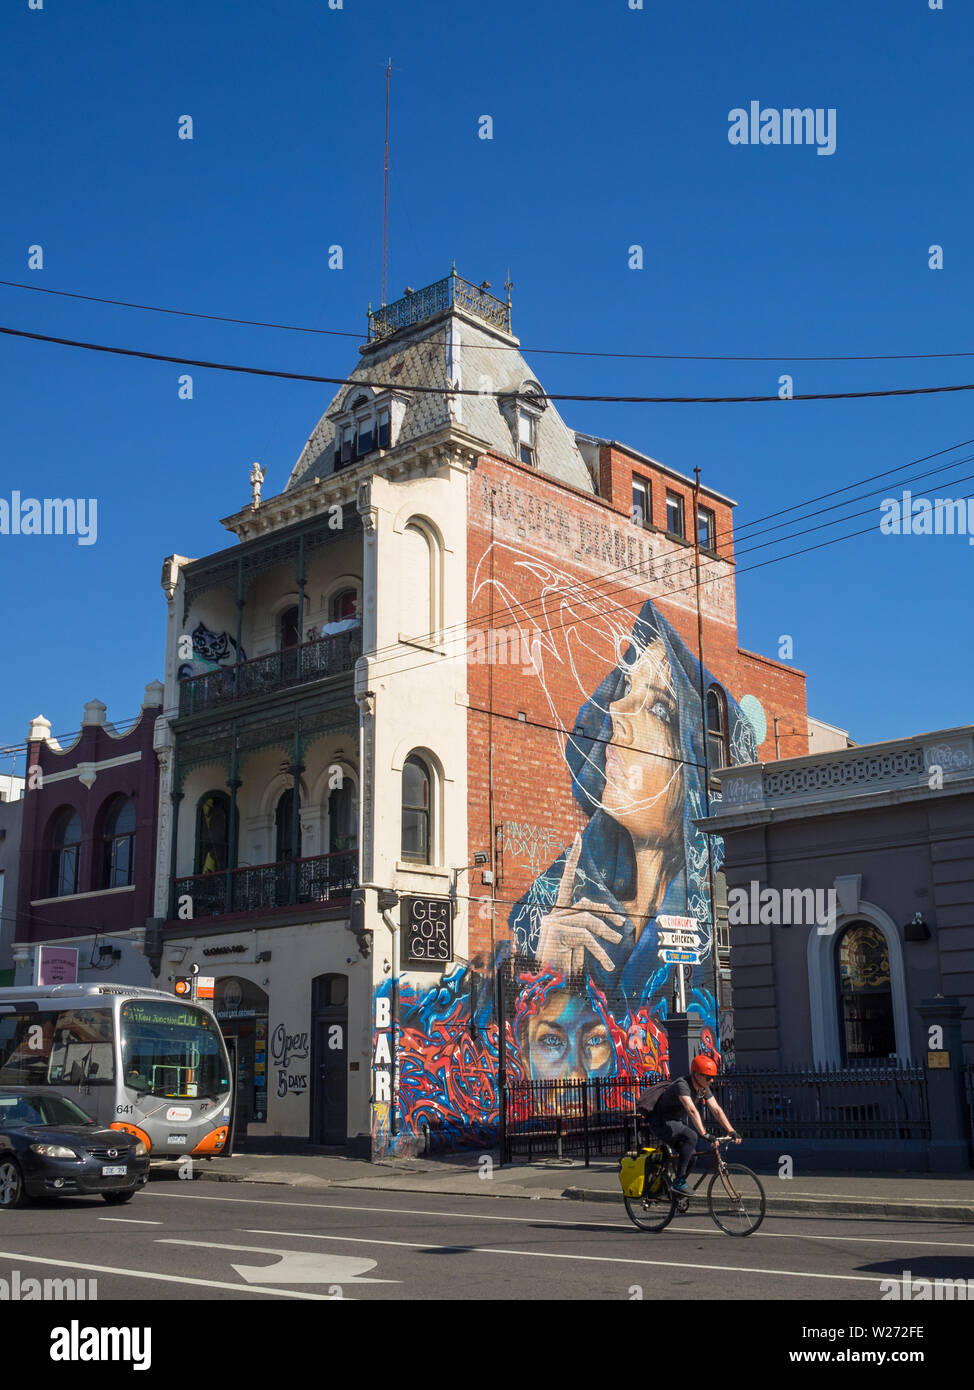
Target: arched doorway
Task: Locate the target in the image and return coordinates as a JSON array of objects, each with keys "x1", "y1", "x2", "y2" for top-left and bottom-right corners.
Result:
[
  {"x1": 213, "y1": 977, "x2": 269, "y2": 1146},
  {"x1": 310, "y1": 973, "x2": 347, "y2": 1145}
]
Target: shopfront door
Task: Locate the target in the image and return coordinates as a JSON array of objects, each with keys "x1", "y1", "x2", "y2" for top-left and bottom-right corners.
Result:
[
  {"x1": 311, "y1": 973, "x2": 347, "y2": 1145},
  {"x1": 213, "y1": 977, "x2": 269, "y2": 1148}
]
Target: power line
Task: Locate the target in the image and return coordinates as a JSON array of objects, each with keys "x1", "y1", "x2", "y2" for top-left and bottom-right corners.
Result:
[
  {"x1": 4, "y1": 277, "x2": 974, "y2": 363},
  {"x1": 361, "y1": 445, "x2": 974, "y2": 671},
  {"x1": 5, "y1": 322, "x2": 974, "y2": 404}
]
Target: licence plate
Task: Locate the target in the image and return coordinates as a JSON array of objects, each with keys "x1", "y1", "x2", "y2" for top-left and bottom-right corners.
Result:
[
  {"x1": 102, "y1": 1165, "x2": 127, "y2": 1177},
  {"x1": 168, "y1": 1134, "x2": 187, "y2": 1145}
]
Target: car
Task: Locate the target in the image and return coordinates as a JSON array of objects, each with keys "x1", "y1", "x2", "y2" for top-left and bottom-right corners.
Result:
[{"x1": 0, "y1": 1087, "x2": 150, "y2": 1209}]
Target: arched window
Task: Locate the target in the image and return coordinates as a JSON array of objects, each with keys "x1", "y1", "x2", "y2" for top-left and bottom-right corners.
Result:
[
  {"x1": 279, "y1": 605, "x2": 300, "y2": 650},
  {"x1": 402, "y1": 521, "x2": 440, "y2": 642},
  {"x1": 330, "y1": 587, "x2": 358, "y2": 623},
  {"x1": 195, "y1": 792, "x2": 232, "y2": 875},
  {"x1": 401, "y1": 755, "x2": 432, "y2": 863},
  {"x1": 706, "y1": 686, "x2": 729, "y2": 773},
  {"x1": 275, "y1": 788, "x2": 302, "y2": 862},
  {"x1": 835, "y1": 922, "x2": 895, "y2": 1062},
  {"x1": 102, "y1": 795, "x2": 136, "y2": 889},
  {"x1": 49, "y1": 807, "x2": 82, "y2": 897},
  {"x1": 328, "y1": 779, "x2": 358, "y2": 854}
]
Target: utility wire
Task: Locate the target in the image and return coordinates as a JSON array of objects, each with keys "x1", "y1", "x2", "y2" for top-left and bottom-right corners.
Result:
[
  {"x1": 4, "y1": 277, "x2": 974, "y2": 363},
  {"x1": 4, "y1": 323, "x2": 974, "y2": 404}
]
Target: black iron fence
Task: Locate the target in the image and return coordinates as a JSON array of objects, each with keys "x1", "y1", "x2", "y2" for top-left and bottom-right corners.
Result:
[
  {"x1": 709, "y1": 1063, "x2": 930, "y2": 1141},
  {"x1": 501, "y1": 1062, "x2": 932, "y2": 1164},
  {"x1": 502, "y1": 1076, "x2": 661, "y2": 1166},
  {"x1": 174, "y1": 849, "x2": 356, "y2": 918},
  {"x1": 178, "y1": 628, "x2": 361, "y2": 716}
]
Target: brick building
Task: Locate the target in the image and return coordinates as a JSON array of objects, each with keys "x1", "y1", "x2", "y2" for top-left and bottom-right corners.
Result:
[
  {"x1": 11, "y1": 689, "x2": 163, "y2": 988},
  {"x1": 151, "y1": 270, "x2": 810, "y2": 1154}
]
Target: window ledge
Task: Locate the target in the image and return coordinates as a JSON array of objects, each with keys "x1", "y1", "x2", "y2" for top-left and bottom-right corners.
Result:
[
  {"x1": 396, "y1": 860, "x2": 450, "y2": 878},
  {"x1": 31, "y1": 884, "x2": 137, "y2": 906},
  {"x1": 664, "y1": 531, "x2": 693, "y2": 548}
]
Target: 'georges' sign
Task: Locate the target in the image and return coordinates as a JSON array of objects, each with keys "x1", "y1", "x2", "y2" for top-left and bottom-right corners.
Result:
[{"x1": 401, "y1": 896, "x2": 453, "y2": 969}]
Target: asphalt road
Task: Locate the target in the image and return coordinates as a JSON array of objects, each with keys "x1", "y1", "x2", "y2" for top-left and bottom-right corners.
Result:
[{"x1": 0, "y1": 1172, "x2": 971, "y2": 1305}]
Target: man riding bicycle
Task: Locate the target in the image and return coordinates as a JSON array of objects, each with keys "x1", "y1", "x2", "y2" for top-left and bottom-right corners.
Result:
[{"x1": 637, "y1": 1055, "x2": 740, "y2": 1193}]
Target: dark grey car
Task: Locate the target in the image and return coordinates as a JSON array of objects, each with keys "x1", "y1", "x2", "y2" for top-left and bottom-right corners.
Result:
[{"x1": 0, "y1": 1087, "x2": 150, "y2": 1208}]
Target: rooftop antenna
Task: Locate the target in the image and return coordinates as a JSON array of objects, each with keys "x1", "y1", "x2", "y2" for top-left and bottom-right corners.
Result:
[{"x1": 382, "y1": 58, "x2": 391, "y2": 308}]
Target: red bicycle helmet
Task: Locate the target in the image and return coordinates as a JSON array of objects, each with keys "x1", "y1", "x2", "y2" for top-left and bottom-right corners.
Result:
[{"x1": 691, "y1": 1054, "x2": 719, "y2": 1077}]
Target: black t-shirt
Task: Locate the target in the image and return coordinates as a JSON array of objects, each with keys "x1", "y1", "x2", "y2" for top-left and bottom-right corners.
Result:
[{"x1": 652, "y1": 1075, "x2": 712, "y2": 1123}]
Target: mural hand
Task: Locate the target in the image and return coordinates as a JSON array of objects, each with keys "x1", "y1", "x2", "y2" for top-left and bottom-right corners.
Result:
[
  {"x1": 538, "y1": 910, "x2": 621, "y2": 975},
  {"x1": 553, "y1": 833, "x2": 583, "y2": 910}
]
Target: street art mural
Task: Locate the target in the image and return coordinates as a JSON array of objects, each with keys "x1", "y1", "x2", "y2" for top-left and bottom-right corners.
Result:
[
  {"x1": 176, "y1": 622, "x2": 246, "y2": 682},
  {"x1": 373, "y1": 540, "x2": 759, "y2": 1153}
]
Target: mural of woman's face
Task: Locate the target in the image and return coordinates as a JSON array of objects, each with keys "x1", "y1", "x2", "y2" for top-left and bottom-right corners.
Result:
[
  {"x1": 601, "y1": 639, "x2": 684, "y2": 843},
  {"x1": 524, "y1": 992, "x2": 613, "y2": 1081}
]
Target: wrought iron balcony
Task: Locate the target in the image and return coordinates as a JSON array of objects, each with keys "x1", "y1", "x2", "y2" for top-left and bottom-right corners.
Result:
[
  {"x1": 178, "y1": 627, "x2": 362, "y2": 717},
  {"x1": 174, "y1": 849, "x2": 357, "y2": 919},
  {"x1": 368, "y1": 270, "x2": 511, "y2": 342}
]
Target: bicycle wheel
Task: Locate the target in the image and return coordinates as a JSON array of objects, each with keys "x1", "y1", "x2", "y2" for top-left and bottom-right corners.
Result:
[
  {"x1": 624, "y1": 1182, "x2": 678, "y2": 1232},
  {"x1": 707, "y1": 1164, "x2": 766, "y2": 1236}
]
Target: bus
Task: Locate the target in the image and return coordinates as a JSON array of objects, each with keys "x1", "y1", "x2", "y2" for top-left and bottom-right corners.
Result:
[{"x1": 0, "y1": 983, "x2": 233, "y2": 1160}]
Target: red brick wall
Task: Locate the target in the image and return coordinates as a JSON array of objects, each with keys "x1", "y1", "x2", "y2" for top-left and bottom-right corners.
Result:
[{"x1": 464, "y1": 448, "x2": 807, "y2": 961}]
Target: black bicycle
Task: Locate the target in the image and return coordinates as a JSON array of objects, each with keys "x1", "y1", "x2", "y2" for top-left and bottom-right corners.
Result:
[{"x1": 622, "y1": 1135, "x2": 766, "y2": 1236}]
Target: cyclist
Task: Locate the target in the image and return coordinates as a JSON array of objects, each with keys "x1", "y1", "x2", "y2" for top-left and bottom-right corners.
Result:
[{"x1": 638, "y1": 1054, "x2": 740, "y2": 1193}]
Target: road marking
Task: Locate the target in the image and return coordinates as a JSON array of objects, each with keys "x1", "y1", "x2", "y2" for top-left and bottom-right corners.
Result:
[
  {"x1": 241, "y1": 1228, "x2": 890, "y2": 1286},
  {"x1": 0, "y1": 1247, "x2": 343, "y2": 1300},
  {"x1": 157, "y1": 1239, "x2": 396, "y2": 1286},
  {"x1": 98, "y1": 1217, "x2": 163, "y2": 1225},
  {"x1": 143, "y1": 1189, "x2": 974, "y2": 1248}
]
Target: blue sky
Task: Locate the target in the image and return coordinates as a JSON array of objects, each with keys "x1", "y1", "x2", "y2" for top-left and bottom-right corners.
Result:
[{"x1": 1, "y1": 0, "x2": 971, "y2": 768}]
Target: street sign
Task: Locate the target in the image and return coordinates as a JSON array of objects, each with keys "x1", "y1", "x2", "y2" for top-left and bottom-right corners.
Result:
[
  {"x1": 659, "y1": 949, "x2": 701, "y2": 964},
  {"x1": 657, "y1": 931, "x2": 702, "y2": 948},
  {"x1": 657, "y1": 915, "x2": 699, "y2": 932}
]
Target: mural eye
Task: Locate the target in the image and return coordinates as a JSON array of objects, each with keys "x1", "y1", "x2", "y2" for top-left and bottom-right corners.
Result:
[
  {"x1": 539, "y1": 1032, "x2": 566, "y2": 1054},
  {"x1": 586, "y1": 1030, "x2": 609, "y2": 1053},
  {"x1": 652, "y1": 700, "x2": 671, "y2": 723}
]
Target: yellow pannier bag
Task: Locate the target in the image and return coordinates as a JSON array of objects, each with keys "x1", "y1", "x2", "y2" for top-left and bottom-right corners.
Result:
[{"x1": 619, "y1": 1150, "x2": 657, "y2": 1199}]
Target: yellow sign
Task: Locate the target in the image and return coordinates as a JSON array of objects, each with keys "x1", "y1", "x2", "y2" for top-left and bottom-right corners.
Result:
[{"x1": 927, "y1": 1050, "x2": 949, "y2": 1069}]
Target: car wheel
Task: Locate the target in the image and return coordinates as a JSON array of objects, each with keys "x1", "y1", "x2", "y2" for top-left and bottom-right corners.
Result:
[
  {"x1": 0, "y1": 1159, "x2": 27, "y2": 1209},
  {"x1": 102, "y1": 1190, "x2": 137, "y2": 1205}
]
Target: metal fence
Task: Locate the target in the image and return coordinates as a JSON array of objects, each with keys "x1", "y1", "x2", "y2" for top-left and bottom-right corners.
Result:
[
  {"x1": 502, "y1": 1076, "x2": 661, "y2": 1166},
  {"x1": 709, "y1": 1063, "x2": 930, "y2": 1141}
]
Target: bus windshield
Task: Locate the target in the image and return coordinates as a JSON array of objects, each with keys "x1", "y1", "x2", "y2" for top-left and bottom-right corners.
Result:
[{"x1": 120, "y1": 1001, "x2": 229, "y2": 1100}]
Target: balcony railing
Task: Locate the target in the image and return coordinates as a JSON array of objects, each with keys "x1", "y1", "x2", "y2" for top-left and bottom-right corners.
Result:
[
  {"x1": 367, "y1": 271, "x2": 511, "y2": 342},
  {"x1": 174, "y1": 849, "x2": 357, "y2": 918},
  {"x1": 178, "y1": 628, "x2": 362, "y2": 717}
]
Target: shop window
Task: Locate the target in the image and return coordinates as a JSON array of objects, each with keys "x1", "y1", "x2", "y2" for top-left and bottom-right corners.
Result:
[
  {"x1": 49, "y1": 807, "x2": 82, "y2": 897},
  {"x1": 835, "y1": 923, "x2": 895, "y2": 1062}
]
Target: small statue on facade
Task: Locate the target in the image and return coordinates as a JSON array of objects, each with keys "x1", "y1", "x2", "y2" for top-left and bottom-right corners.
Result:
[{"x1": 250, "y1": 462, "x2": 266, "y2": 509}]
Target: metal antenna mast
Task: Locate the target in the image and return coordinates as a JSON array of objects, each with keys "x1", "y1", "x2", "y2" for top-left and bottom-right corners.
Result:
[{"x1": 382, "y1": 58, "x2": 391, "y2": 308}]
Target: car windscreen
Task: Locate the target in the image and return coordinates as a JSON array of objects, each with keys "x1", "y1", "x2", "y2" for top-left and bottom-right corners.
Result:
[
  {"x1": 0, "y1": 1093, "x2": 96, "y2": 1128},
  {"x1": 120, "y1": 1001, "x2": 229, "y2": 1100}
]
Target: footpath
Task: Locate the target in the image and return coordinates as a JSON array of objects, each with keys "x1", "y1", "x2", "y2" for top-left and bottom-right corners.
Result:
[{"x1": 154, "y1": 1149, "x2": 974, "y2": 1223}]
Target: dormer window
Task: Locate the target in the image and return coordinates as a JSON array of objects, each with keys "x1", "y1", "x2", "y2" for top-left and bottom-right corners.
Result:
[
  {"x1": 332, "y1": 390, "x2": 397, "y2": 471},
  {"x1": 500, "y1": 382, "x2": 546, "y2": 470}
]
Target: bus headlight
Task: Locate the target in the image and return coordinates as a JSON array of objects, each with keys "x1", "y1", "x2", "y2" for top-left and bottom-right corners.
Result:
[
  {"x1": 31, "y1": 1143, "x2": 78, "y2": 1159},
  {"x1": 133, "y1": 1141, "x2": 148, "y2": 1158}
]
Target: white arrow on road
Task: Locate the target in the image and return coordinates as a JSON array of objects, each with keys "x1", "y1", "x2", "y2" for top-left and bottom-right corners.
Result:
[{"x1": 157, "y1": 1239, "x2": 399, "y2": 1286}]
